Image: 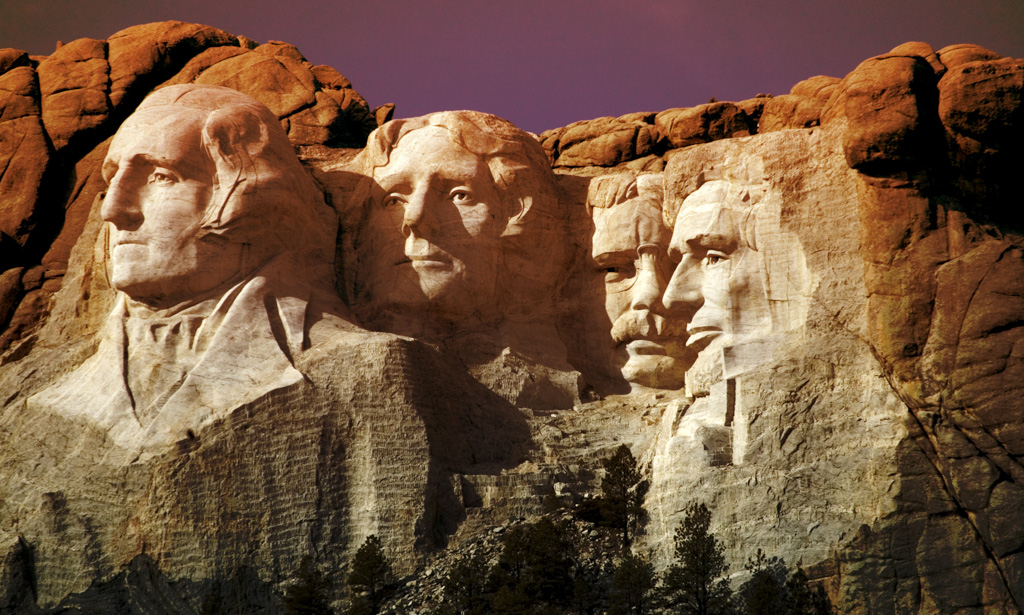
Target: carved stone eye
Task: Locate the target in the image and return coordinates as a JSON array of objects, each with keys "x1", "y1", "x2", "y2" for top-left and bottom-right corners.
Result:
[
  {"x1": 603, "y1": 262, "x2": 636, "y2": 285},
  {"x1": 704, "y1": 251, "x2": 728, "y2": 267},
  {"x1": 450, "y1": 189, "x2": 472, "y2": 205}
]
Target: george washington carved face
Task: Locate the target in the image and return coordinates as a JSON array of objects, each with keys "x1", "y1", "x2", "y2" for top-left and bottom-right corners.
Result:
[
  {"x1": 100, "y1": 84, "x2": 333, "y2": 310},
  {"x1": 102, "y1": 107, "x2": 243, "y2": 308}
]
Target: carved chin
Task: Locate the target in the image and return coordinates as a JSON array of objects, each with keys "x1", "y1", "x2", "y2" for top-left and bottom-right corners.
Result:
[
  {"x1": 621, "y1": 354, "x2": 687, "y2": 390},
  {"x1": 414, "y1": 266, "x2": 465, "y2": 301}
]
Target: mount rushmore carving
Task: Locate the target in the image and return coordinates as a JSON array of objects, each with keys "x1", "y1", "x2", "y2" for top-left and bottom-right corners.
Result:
[{"x1": 0, "y1": 24, "x2": 1021, "y2": 614}]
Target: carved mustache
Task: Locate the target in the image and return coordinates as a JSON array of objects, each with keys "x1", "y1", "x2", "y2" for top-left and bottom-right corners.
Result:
[{"x1": 610, "y1": 312, "x2": 687, "y2": 345}]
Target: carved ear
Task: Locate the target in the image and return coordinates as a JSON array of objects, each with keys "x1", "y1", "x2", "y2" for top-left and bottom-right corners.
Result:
[{"x1": 199, "y1": 108, "x2": 269, "y2": 232}]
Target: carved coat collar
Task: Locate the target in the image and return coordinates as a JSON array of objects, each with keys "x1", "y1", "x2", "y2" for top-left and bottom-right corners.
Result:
[{"x1": 29, "y1": 268, "x2": 309, "y2": 456}]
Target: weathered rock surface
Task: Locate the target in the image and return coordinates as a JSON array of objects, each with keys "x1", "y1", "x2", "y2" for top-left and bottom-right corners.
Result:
[{"x1": 0, "y1": 24, "x2": 1022, "y2": 615}]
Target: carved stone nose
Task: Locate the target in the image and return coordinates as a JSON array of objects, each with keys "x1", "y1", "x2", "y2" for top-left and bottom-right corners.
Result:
[
  {"x1": 663, "y1": 256, "x2": 704, "y2": 317},
  {"x1": 100, "y1": 175, "x2": 143, "y2": 230}
]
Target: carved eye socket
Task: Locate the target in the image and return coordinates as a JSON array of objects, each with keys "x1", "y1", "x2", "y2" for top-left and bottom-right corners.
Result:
[
  {"x1": 450, "y1": 189, "x2": 473, "y2": 205},
  {"x1": 704, "y1": 251, "x2": 728, "y2": 267},
  {"x1": 603, "y1": 263, "x2": 637, "y2": 285},
  {"x1": 149, "y1": 171, "x2": 176, "y2": 185}
]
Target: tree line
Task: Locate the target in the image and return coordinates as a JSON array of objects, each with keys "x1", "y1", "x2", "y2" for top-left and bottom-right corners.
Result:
[{"x1": 281, "y1": 445, "x2": 833, "y2": 615}]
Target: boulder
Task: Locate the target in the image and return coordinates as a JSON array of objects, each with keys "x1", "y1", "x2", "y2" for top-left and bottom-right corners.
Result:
[
  {"x1": 192, "y1": 52, "x2": 315, "y2": 117},
  {"x1": 758, "y1": 94, "x2": 824, "y2": 131},
  {"x1": 542, "y1": 115, "x2": 658, "y2": 167},
  {"x1": 0, "y1": 49, "x2": 31, "y2": 75},
  {"x1": 823, "y1": 54, "x2": 940, "y2": 173},
  {"x1": 0, "y1": 67, "x2": 52, "y2": 259},
  {"x1": 107, "y1": 21, "x2": 238, "y2": 109},
  {"x1": 654, "y1": 101, "x2": 755, "y2": 149}
]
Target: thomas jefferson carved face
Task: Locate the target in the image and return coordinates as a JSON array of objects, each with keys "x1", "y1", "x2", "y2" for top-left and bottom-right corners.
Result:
[
  {"x1": 360, "y1": 126, "x2": 502, "y2": 322},
  {"x1": 101, "y1": 108, "x2": 244, "y2": 309}
]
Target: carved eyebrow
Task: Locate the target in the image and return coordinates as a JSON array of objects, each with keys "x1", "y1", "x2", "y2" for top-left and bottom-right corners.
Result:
[
  {"x1": 592, "y1": 250, "x2": 636, "y2": 267},
  {"x1": 101, "y1": 157, "x2": 120, "y2": 183},
  {"x1": 687, "y1": 232, "x2": 737, "y2": 252}
]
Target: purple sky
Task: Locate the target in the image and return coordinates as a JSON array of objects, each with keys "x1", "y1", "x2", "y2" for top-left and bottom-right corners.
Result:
[{"x1": 4, "y1": 0, "x2": 1023, "y2": 134}]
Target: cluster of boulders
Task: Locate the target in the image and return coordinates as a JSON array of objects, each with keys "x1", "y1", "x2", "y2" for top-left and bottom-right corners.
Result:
[{"x1": 539, "y1": 41, "x2": 1023, "y2": 197}]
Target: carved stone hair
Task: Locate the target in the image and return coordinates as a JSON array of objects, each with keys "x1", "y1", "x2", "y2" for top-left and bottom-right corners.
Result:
[
  {"x1": 350, "y1": 110, "x2": 567, "y2": 317},
  {"x1": 359, "y1": 110, "x2": 558, "y2": 240},
  {"x1": 134, "y1": 84, "x2": 334, "y2": 263}
]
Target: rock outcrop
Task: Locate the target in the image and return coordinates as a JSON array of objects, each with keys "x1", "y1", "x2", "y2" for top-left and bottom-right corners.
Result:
[{"x1": 0, "y1": 28, "x2": 1021, "y2": 615}]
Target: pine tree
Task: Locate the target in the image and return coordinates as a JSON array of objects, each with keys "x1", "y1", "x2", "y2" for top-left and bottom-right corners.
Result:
[
  {"x1": 599, "y1": 444, "x2": 650, "y2": 551},
  {"x1": 608, "y1": 553, "x2": 658, "y2": 615},
  {"x1": 347, "y1": 535, "x2": 393, "y2": 614},
  {"x1": 786, "y1": 567, "x2": 833, "y2": 615},
  {"x1": 521, "y1": 517, "x2": 573, "y2": 606},
  {"x1": 660, "y1": 502, "x2": 732, "y2": 615},
  {"x1": 738, "y1": 549, "x2": 787, "y2": 615},
  {"x1": 284, "y1": 555, "x2": 333, "y2": 615},
  {"x1": 441, "y1": 552, "x2": 490, "y2": 615}
]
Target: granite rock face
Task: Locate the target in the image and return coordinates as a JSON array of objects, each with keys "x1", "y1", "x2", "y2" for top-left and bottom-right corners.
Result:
[{"x1": 0, "y1": 29, "x2": 1022, "y2": 615}]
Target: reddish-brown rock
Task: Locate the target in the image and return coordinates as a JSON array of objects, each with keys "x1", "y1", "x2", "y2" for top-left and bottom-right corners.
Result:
[
  {"x1": 0, "y1": 50, "x2": 31, "y2": 75},
  {"x1": 158, "y1": 46, "x2": 249, "y2": 87},
  {"x1": 541, "y1": 115, "x2": 658, "y2": 168},
  {"x1": 790, "y1": 75, "x2": 841, "y2": 100},
  {"x1": 758, "y1": 94, "x2": 824, "y2": 131},
  {"x1": 938, "y1": 56, "x2": 1023, "y2": 150},
  {"x1": 654, "y1": 101, "x2": 755, "y2": 148},
  {"x1": 106, "y1": 21, "x2": 238, "y2": 109},
  {"x1": 0, "y1": 268, "x2": 22, "y2": 329},
  {"x1": 824, "y1": 55, "x2": 939, "y2": 173},
  {"x1": 887, "y1": 41, "x2": 946, "y2": 75},
  {"x1": 36, "y1": 38, "x2": 110, "y2": 152},
  {"x1": 192, "y1": 52, "x2": 314, "y2": 117},
  {"x1": 937, "y1": 43, "x2": 1003, "y2": 70},
  {"x1": 0, "y1": 66, "x2": 52, "y2": 259}
]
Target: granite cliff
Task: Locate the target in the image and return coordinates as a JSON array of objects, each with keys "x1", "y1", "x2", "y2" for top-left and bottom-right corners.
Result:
[{"x1": 0, "y1": 22, "x2": 1021, "y2": 614}]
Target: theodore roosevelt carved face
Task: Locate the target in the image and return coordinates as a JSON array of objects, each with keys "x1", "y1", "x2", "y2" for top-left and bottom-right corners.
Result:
[
  {"x1": 354, "y1": 110, "x2": 557, "y2": 335},
  {"x1": 587, "y1": 174, "x2": 691, "y2": 390}
]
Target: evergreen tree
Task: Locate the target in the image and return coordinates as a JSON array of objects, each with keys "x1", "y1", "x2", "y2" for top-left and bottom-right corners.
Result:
[
  {"x1": 441, "y1": 552, "x2": 490, "y2": 615},
  {"x1": 284, "y1": 555, "x2": 333, "y2": 615},
  {"x1": 489, "y1": 524, "x2": 531, "y2": 591},
  {"x1": 347, "y1": 535, "x2": 393, "y2": 614},
  {"x1": 660, "y1": 502, "x2": 732, "y2": 615},
  {"x1": 599, "y1": 444, "x2": 650, "y2": 551},
  {"x1": 608, "y1": 553, "x2": 657, "y2": 615},
  {"x1": 786, "y1": 567, "x2": 832, "y2": 615},
  {"x1": 737, "y1": 549, "x2": 787, "y2": 615},
  {"x1": 521, "y1": 517, "x2": 573, "y2": 605}
]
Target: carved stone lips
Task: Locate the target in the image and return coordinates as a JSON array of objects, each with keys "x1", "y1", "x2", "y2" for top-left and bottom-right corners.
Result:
[
  {"x1": 403, "y1": 252, "x2": 452, "y2": 269},
  {"x1": 626, "y1": 339, "x2": 667, "y2": 355},
  {"x1": 112, "y1": 239, "x2": 144, "y2": 248},
  {"x1": 685, "y1": 326, "x2": 721, "y2": 349}
]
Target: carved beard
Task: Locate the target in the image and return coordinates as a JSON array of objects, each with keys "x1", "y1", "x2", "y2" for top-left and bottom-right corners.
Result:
[{"x1": 684, "y1": 343, "x2": 725, "y2": 398}]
